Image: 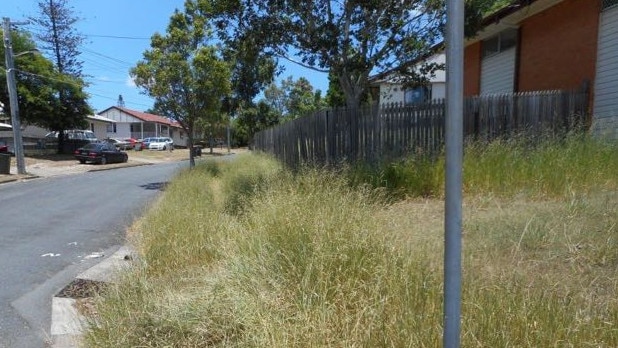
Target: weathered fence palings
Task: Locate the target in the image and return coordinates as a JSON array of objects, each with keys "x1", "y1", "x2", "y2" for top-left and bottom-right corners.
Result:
[{"x1": 253, "y1": 89, "x2": 588, "y2": 168}]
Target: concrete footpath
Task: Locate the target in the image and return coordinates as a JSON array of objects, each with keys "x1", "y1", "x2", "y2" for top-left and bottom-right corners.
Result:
[{"x1": 51, "y1": 246, "x2": 137, "y2": 347}]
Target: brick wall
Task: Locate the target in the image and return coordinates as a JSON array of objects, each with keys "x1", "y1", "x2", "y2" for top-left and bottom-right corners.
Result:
[{"x1": 517, "y1": 0, "x2": 601, "y2": 92}]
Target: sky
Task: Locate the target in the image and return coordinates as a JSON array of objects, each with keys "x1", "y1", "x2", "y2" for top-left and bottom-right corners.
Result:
[{"x1": 2, "y1": 0, "x2": 329, "y2": 114}]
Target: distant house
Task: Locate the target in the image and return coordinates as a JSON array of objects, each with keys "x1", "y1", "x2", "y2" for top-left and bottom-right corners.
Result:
[
  {"x1": 86, "y1": 114, "x2": 116, "y2": 140},
  {"x1": 369, "y1": 53, "x2": 446, "y2": 106},
  {"x1": 97, "y1": 106, "x2": 187, "y2": 147},
  {"x1": 463, "y1": 0, "x2": 618, "y2": 138}
]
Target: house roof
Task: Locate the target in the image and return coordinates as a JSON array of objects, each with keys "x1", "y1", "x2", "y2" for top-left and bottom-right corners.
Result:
[
  {"x1": 98, "y1": 106, "x2": 182, "y2": 128},
  {"x1": 87, "y1": 114, "x2": 116, "y2": 123}
]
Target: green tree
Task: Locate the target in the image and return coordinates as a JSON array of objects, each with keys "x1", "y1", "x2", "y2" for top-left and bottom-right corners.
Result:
[
  {"x1": 234, "y1": 101, "x2": 280, "y2": 146},
  {"x1": 324, "y1": 72, "x2": 347, "y2": 108},
  {"x1": 285, "y1": 77, "x2": 324, "y2": 120},
  {"x1": 0, "y1": 29, "x2": 83, "y2": 132},
  {"x1": 263, "y1": 77, "x2": 323, "y2": 120},
  {"x1": 29, "y1": 0, "x2": 92, "y2": 153},
  {"x1": 131, "y1": 0, "x2": 231, "y2": 167},
  {"x1": 212, "y1": 0, "x2": 510, "y2": 110},
  {"x1": 214, "y1": 0, "x2": 446, "y2": 109}
]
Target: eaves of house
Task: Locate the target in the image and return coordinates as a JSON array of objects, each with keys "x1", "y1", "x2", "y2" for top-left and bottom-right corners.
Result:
[{"x1": 471, "y1": 0, "x2": 567, "y2": 43}]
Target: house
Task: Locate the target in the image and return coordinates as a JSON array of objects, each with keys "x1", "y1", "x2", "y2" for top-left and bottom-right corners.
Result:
[
  {"x1": 369, "y1": 53, "x2": 446, "y2": 106},
  {"x1": 463, "y1": 0, "x2": 618, "y2": 138},
  {"x1": 97, "y1": 106, "x2": 187, "y2": 147},
  {"x1": 373, "y1": 0, "x2": 618, "y2": 138},
  {"x1": 86, "y1": 114, "x2": 116, "y2": 140}
]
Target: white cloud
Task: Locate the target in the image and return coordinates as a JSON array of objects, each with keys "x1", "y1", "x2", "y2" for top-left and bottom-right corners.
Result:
[{"x1": 126, "y1": 76, "x2": 136, "y2": 88}]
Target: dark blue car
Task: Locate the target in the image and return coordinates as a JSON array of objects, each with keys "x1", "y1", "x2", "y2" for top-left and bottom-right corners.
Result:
[{"x1": 74, "y1": 143, "x2": 128, "y2": 164}]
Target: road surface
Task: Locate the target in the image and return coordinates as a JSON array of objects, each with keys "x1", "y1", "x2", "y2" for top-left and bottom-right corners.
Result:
[{"x1": 0, "y1": 161, "x2": 186, "y2": 347}]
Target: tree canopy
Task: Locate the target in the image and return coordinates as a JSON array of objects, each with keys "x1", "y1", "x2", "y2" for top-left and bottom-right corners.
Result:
[
  {"x1": 131, "y1": 0, "x2": 231, "y2": 167},
  {"x1": 0, "y1": 28, "x2": 88, "y2": 133},
  {"x1": 206, "y1": 0, "x2": 513, "y2": 110},
  {"x1": 211, "y1": 0, "x2": 446, "y2": 108},
  {"x1": 263, "y1": 77, "x2": 324, "y2": 121},
  {"x1": 29, "y1": 0, "x2": 92, "y2": 152}
]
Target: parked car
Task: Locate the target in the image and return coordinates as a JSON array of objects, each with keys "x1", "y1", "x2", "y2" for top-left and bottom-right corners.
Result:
[
  {"x1": 103, "y1": 138, "x2": 132, "y2": 150},
  {"x1": 45, "y1": 129, "x2": 98, "y2": 142},
  {"x1": 123, "y1": 138, "x2": 140, "y2": 149},
  {"x1": 139, "y1": 137, "x2": 155, "y2": 150},
  {"x1": 0, "y1": 141, "x2": 9, "y2": 154},
  {"x1": 148, "y1": 137, "x2": 174, "y2": 151},
  {"x1": 73, "y1": 143, "x2": 128, "y2": 164}
]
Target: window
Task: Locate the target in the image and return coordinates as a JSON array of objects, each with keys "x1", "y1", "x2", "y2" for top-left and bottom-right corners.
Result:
[
  {"x1": 482, "y1": 28, "x2": 518, "y2": 58},
  {"x1": 106, "y1": 123, "x2": 117, "y2": 133},
  {"x1": 404, "y1": 85, "x2": 432, "y2": 105}
]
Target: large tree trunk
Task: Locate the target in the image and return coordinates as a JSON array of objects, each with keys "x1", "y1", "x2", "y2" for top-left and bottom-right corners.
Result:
[
  {"x1": 188, "y1": 127, "x2": 195, "y2": 168},
  {"x1": 337, "y1": 71, "x2": 366, "y2": 109}
]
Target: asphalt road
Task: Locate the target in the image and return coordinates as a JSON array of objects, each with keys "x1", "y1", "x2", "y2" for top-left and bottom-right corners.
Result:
[{"x1": 0, "y1": 161, "x2": 187, "y2": 348}]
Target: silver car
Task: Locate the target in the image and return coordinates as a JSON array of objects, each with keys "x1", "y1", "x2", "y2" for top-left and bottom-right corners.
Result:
[{"x1": 147, "y1": 137, "x2": 174, "y2": 151}]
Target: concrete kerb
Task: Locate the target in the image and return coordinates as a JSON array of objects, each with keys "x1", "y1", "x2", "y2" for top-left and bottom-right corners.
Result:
[{"x1": 50, "y1": 246, "x2": 137, "y2": 348}]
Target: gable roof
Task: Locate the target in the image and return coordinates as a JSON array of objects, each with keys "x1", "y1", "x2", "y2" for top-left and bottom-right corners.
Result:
[{"x1": 98, "y1": 106, "x2": 181, "y2": 128}]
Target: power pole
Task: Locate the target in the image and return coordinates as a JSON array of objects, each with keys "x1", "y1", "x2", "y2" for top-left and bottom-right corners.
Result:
[
  {"x1": 443, "y1": 0, "x2": 464, "y2": 347},
  {"x1": 3, "y1": 17, "x2": 26, "y2": 175}
]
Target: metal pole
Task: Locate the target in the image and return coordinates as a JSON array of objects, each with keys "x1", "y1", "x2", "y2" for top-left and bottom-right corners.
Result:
[
  {"x1": 226, "y1": 119, "x2": 231, "y2": 153},
  {"x1": 444, "y1": 0, "x2": 464, "y2": 347},
  {"x1": 3, "y1": 17, "x2": 26, "y2": 175}
]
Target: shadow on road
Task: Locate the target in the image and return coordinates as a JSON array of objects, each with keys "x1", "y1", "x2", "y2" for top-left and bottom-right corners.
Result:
[{"x1": 140, "y1": 182, "x2": 168, "y2": 191}]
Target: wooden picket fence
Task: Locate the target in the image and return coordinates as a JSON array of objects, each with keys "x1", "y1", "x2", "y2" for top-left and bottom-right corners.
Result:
[{"x1": 253, "y1": 89, "x2": 588, "y2": 168}]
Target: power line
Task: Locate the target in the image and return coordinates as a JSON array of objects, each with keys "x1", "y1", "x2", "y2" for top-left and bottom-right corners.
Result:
[
  {"x1": 14, "y1": 69, "x2": 153, "y2": 109},
  {"x1": 81, "y1": 48, "x2": 134, "y2": 66}
]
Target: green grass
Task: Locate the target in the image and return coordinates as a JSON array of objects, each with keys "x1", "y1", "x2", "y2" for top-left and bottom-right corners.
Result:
[
  {"x1": 84, "y1": 137, "x2": 618, "y2": 347},
  {"x1": 349, "y1": 134, "x2": 618, "y2": 199},
  {"x1": 462, "y1": 134, "x2": 618, "y2": 198}
]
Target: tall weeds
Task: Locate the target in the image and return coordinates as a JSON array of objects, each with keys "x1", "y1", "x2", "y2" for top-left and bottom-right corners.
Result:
[{"x1": 85, "y1": 137, "x2": 618, "y2": 347}]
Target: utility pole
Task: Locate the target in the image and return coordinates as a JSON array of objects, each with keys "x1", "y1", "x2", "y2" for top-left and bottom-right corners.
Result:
[
  {"x1": 3, "y1": 17, "x2": 26, "y2": 175},
  {"x1": 443, "y1": 0, "x2": 464, "y2": 347}
]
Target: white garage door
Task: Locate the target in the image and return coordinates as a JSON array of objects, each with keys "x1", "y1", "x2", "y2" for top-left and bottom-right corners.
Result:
[
  {"x1": 480, "y1": 47, "x2": 516, "y2": 95},
  {"x1": 593, "y1": 3, "x2": 618, "y2": 137}
]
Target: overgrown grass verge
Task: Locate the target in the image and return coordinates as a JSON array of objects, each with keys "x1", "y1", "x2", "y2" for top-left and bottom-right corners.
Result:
[
  {"x1": 348, "y1": 134, "x2": 618, "y2": 199},
  {"x1": 85, "y1": 141, "x2": 618, "y2": 347},
  {"x1": 463, "y1": 134, "x2": 618, "y2": 197}
]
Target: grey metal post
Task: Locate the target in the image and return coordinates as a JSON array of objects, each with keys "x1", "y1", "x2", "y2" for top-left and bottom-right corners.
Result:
[
  {"x1": 3, "y1": 17, "x2": 26, "y2": 175},
  {"x1": 226, "y1": 120, "x2": 231, "y2": 153},
  {"x1": 444, "y1": 0, "x2": 464, "y2": 347}
]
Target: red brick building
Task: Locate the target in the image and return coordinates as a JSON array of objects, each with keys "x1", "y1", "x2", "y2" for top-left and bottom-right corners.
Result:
[{"x1": 463, "y1": 0, "x2": 618, "y2": 138}]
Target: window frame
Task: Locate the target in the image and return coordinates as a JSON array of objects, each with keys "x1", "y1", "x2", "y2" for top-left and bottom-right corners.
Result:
[
  {"x1": 106, "y1": 123, "x2": 117, "y2": 133},
  {"x1": 482, "y1": 28, "x2": 518, "y2": 59}
]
